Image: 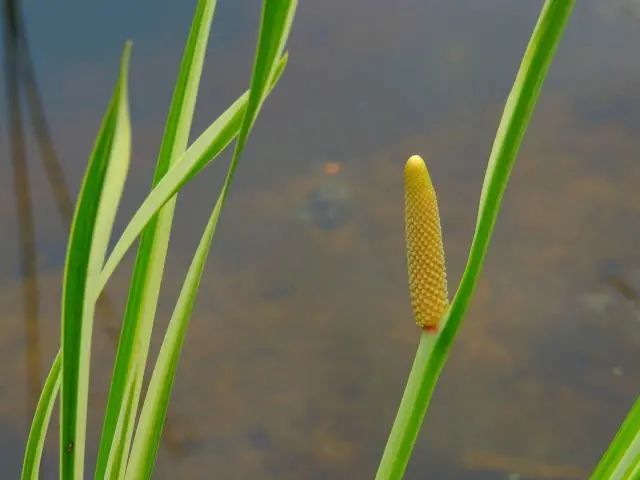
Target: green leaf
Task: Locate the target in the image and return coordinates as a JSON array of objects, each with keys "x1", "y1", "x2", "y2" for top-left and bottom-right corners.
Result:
[
  {"x1": 622, "y1": 460, "x2": 640, "y2": 480},
  {"x1": 125, "y1": 194, "x2": 221, "y2": 480},
  {"x1": 104, "y1": 372, "x2": 138, "y2": 480},
  {"x1": 228, "y1": 0, "x2": 297, "y2": 177},
  {"x1": 21, "y1": 352, "x2": 61, "y2": 480},
  {"x1": 60, "y1": 42, "x2": 132, "y2": 480},
  {"x1": 375, "y1": 2, "x2": 575, "y2": 479},
  {"x1": 591, "y1": 396, "x2": 640, "y2": 480},
  {"x1": 95, "y1": 2, "x2": 217, "y2": 477},
  {"x1": 125, "y1": 1, "x2": 297, "y2": 477},
  {"x1": 96, "y1": 53, "x2": 288, "y2": 293}
]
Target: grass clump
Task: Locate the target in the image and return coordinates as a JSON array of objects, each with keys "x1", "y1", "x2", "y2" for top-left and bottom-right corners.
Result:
[{"x1": 21, "y1": 1, "x2": 297, "y2": 478}]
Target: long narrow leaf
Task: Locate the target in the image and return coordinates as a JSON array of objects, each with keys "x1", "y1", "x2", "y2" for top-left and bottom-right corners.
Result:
[
  {"x1": 104, "y1": 372, "x2": 138, "y2": 480},
  {"x1": 21, "y1": 352, "x2": 61, "y2": 480},
  {"x1": 227, "y1": 0, "x2": 297, "y2": 177},
  {"x1": 95, "y1": 2, "x2": 217, "y2": 476},
  {"x1": 60, "y1": 43, "x2": 132, "y2": 480},
  {"x1": 126, "y1": 1, "x2": 297, "y2": 477},
  {"x1": 591, "y1": 396, "x2": 640, "y2": 480},
  {"x1": 622, "y1": 461, "x2": 640, "y2": 479},
  {"x1": 97, "y1": 54, "x2": 288, "y2": 293},
  {"x1": 125, "y1": 194, "x2": 221, "y2": 480},
  {"x1": 375, "y1": 2, "x2": 575, "y2": 479}
]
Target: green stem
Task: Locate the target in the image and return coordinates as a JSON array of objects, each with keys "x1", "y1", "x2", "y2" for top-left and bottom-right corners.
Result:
[
  {"x1": 375, "y1": 333, "x2": 441, "y2": 479},
  {"x1": 375, "y1": 1, "x2": 575, "y2": 478}
]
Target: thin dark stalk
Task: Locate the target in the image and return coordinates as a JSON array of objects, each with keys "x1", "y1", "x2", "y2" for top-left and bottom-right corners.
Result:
[
  {"x1": 3, "y1": 0, "x2": 41, "y2": 412},
  {"x1": 11, "y1": 0, "x2": 73, "y2": 226},
  {"x1": 19, "y1": 33, "x2": 74, "y2": 227},
  {"x1": 6, "y1": 0, "x2": 123, "y2": 341},
  {"x1": 12, "y1": 0, "x2": 124, "y2": 340}
]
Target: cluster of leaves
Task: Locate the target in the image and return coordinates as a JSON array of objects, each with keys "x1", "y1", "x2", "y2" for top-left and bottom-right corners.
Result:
[{"x1": 21, "y1": 1, "x2": 297, "y2": 478}]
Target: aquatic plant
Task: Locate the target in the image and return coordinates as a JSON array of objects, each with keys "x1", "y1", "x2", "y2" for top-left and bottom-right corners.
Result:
[
  {"x1": 21, "y1": 1, "x2": 297, "y2": 478},
  {"x1": 592, "y1": 396, "x2": 640, "y2": 479},
  {"x1": 376, "y1": 1, "x2": 640, "y2": 479}
]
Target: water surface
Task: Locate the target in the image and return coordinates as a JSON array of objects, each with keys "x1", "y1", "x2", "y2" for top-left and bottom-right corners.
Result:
[{"x1": 1, "y1": 1, "x2": 640, "y2": 478}]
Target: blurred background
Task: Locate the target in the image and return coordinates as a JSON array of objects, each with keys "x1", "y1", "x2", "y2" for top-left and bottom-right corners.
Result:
[{"x1": 0, "y1": 0, "x2": 639, "y2": 478}]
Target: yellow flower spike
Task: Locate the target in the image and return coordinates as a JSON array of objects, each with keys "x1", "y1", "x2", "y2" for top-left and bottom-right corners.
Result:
[{"x1": 404, "y1": 155, "x2": 448, "y2": 332}]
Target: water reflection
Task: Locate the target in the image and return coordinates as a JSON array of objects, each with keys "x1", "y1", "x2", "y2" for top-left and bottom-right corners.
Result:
[
  {"x1": 3, "y1": 0, "x2": 44, "y2": 412},
  {"x1": 1, "y1": 0, "x2": 120, "y2": 410}
]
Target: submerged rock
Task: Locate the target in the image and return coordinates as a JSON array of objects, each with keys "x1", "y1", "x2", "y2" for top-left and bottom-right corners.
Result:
[{"x1": 296, "y1": 162, "x2": 352, "y2": 231}]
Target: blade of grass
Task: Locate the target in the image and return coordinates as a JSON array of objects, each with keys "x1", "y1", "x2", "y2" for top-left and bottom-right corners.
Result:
[
  {"x1": 227, "y1": 0, "x2": 297, "y2": 165},
  {"x1": 104, "y1": 372, "x2": 138, "y2": 480},
  {"x1": 94, "y1": 2, "x2": 217, "y2": 476},
  {"x1": 375, "y1": 2, "x2": 575, "y2": 479},
  {"x1": 622, "y1": 461, "x2": 640, "y2": 480},
  {"x1": 126, "y1": 1, "x2": 297, "y2": 477},
  {"x1": 60, "y1": 43, "x2": 132, "y2": 480},
  {"x1": 125, "y1": 193, "x2": 221, "y2": 480},
  {"x1": 21, "y1": 352, "x2": 61, "y2": 480},
  {"x1": 97, "y1": 53, "x2": 288, "y2": 293},
  {"x1": 591, "y1": 396, "x2": 640, "y2": 480}
]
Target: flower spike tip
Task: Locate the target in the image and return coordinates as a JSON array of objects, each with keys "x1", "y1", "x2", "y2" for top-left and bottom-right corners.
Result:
[{"x1": 404, "y1": 155, "x2": 448, "y2": 332}]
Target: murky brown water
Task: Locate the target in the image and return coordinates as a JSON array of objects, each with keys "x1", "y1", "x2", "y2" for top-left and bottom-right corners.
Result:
[{"x1": 1, "y1": 0, "x2": 640, "y2": 478}]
